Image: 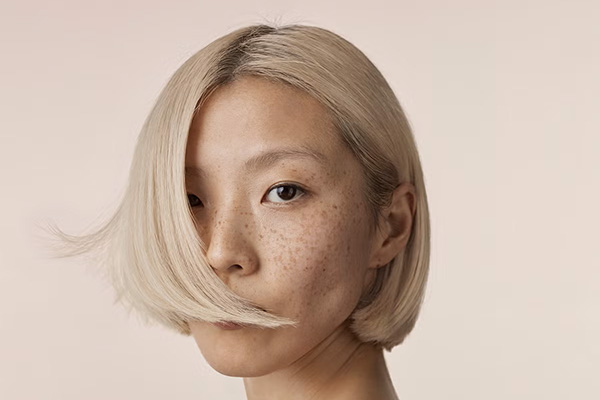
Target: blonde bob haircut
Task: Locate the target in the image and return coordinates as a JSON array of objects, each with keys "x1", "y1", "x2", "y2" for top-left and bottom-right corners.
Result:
[{"x1": 48, "y1": 23, "x2": 430, "y2": 351}]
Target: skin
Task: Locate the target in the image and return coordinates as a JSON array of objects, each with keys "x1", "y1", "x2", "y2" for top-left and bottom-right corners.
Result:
[{"x1": 185, "y1": 75, "x2": 415, "y2": 400}]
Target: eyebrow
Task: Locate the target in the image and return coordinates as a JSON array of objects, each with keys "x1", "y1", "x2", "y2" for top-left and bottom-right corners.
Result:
[{"x1": 185, "y1": 146, "x2": 328, "y2": 178}]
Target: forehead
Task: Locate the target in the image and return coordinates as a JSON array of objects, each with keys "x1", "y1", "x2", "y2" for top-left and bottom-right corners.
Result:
[{"x1": 185, "y1": 76, "x2": 344, "y2": 167}]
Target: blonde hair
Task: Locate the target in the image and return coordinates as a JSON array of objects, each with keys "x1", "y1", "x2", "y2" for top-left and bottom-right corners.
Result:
[{"x1": 45, "y1": 23, "x2": 430, "y2": 351}]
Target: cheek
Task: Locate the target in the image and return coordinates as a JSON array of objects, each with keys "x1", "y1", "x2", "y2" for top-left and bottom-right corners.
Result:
[{"x1": 260, "y1": 199, "x2": 373, "y2": 319}]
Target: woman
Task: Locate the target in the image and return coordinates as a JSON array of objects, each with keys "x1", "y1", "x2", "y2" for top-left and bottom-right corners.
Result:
[{"x1": 50, "y1": 23, "x2": 430, "y2": 399}]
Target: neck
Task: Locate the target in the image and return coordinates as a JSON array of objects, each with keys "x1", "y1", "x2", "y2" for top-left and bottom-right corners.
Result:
[{"x1": 242, "y1": 323, "x2": 399, "y2": 400}]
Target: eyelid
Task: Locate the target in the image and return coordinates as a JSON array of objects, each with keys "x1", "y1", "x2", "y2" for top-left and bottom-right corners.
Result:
[
  {"x1": 187, "y1": 182, "x2": 309, "y2": 208},
  {"x1": 263, "y1": 182, "x2": 308, "y2": 204},
  {"x1": 186, "y1": 193, "x2": 204, "y2": 208}
]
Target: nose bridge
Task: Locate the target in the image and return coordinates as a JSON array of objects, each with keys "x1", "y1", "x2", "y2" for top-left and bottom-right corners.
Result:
[{"x1": 205, "y1": 195, "x2": 257, "y2": 275}]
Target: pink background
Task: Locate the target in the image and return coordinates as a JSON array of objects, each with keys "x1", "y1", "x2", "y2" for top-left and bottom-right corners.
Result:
[{"x1": 1, "y1": 0, "x2": 598, "y2": 398}]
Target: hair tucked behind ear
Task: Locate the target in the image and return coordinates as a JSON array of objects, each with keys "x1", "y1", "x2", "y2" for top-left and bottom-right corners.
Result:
[{"x1": 41, "y1": 22, "x2": 430, "y2": 351}]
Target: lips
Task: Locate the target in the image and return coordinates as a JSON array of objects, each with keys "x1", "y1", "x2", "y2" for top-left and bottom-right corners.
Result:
[
  {"x1": 212, "y1": 321, "x2": 244, "y2": 330},
  {"x1": 210, "y1": 303, "x2": 270, "y2": 330}
]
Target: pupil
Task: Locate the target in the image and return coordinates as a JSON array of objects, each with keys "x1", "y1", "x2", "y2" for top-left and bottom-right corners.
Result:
[{"x1": 277, "y1": 186, "x2": 296, "y2": 200}]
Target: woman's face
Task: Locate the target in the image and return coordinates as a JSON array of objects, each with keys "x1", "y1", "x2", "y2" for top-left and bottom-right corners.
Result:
[{"x1": 185, "y1": 76, "x2": 381, "y2": 377}]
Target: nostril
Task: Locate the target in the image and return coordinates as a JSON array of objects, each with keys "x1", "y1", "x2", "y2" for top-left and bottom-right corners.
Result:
[{"x1": 209, "y1": 263, "x2": 243, "y2": 273}]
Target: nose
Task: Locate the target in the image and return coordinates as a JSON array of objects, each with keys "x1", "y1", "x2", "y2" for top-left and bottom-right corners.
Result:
[{"x1": 203, "y1": 205, "x2": 259, "y2": 279}]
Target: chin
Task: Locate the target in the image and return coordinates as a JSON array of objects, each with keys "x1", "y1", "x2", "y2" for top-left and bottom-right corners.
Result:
[
  {"x1": 193, "y1": 332, "x2": 282, "y2": 377},
  {"x1": 202, "y1": 351, "x2": 278, "y2": 378},
  {"x1": 190, "y1": 321, "x2": 296, "y2": 378}
]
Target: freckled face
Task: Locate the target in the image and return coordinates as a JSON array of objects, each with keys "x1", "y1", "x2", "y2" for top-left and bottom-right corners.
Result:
[{"x1": 185, "y1": 76, "x2": 378, "y2": 377}]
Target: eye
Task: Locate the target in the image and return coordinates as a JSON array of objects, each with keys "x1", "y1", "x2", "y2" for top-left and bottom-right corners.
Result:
[
  {"x1": 264, "y1": 184, "x2": 306, "y2": 204},
  {"x1": 187, "y1": 193, "x2": 204, "y2": 208}
]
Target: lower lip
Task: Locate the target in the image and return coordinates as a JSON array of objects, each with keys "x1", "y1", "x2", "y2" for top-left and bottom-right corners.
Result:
[{"x1": 213, "y1": 321, "x2": 244, "y2": 330}]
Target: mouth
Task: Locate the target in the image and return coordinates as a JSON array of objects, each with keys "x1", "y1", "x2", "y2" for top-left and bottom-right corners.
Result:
[
  {"x1": 212, "y1": 321, "x2": 244, "y2": 330},
  {"x1": 210, "y1": 304, "x2": 271, "y2": 330}
]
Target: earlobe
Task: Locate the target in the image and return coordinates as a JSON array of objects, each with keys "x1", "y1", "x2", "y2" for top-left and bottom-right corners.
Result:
[{"x1": 369, "y1": 182, "x2": 416, "y2": 269}]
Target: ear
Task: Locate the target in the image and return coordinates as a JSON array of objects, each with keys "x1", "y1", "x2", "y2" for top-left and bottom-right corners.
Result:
[{"x1": 369, "y1": 182, "x2": 417, "y2": 269}]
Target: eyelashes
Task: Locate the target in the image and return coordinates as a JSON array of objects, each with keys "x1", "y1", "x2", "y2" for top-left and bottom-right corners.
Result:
[
  {"x1": 187, "y1": 193, "x2": 203, "y2": 208},
  {"x1": 263, "y1": 183, "x2": 306, "y2": 204},
  {"x1": 186, "y1": 183, "x2": 307, "y2": 208}
]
